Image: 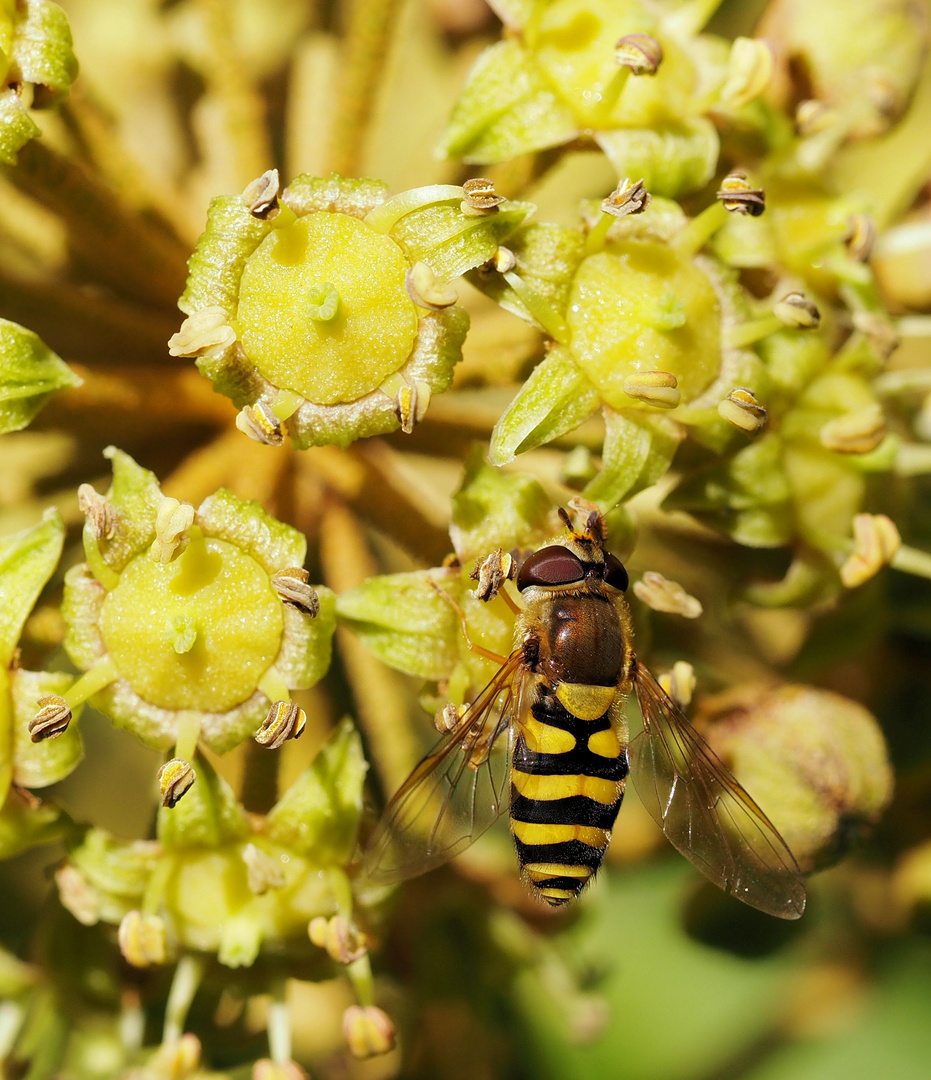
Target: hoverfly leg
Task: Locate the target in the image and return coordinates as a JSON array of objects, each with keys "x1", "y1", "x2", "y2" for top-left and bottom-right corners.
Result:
[{"x1": 428, "y1": 580, "x2": 510, "y2": 666}]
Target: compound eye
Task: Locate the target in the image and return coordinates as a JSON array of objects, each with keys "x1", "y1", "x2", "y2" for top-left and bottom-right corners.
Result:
[
  {"x1": 603, "y1": 552, "x2": 629, "y2": 592},
  {"x1": 516, "y1": 546, "x2": 586, "y2": 592}
]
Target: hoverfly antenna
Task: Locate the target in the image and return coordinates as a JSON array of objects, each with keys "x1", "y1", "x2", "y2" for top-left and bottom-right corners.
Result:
[
  {"x1": 565, "y1": 497, "x2": 607, "y2": 544},
  {"x1": 557, "y1": 506, "x2": 572, "y2": 530}
]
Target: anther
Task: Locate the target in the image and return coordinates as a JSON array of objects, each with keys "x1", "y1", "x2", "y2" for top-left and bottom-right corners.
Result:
[
  {"x1": 820, "y1": 404, "x2": 887, "y2": 454},
  {"x1": 30, "y1": 694, "x2": 72, "y2": 741},
  {"x1": 602, "y1": 178, "x2": 651, "y2": 218},
  {"x1": 845, "y1": 215, "x2": 876, "y2": 262},
  {"x1": 255, "y1": 700, "x2": 307, "y2": 749},
  {"x1": 309, "y1": 914, "x2": 369, "y2": 964},
  {"x1": 152, "y1": 497, "x2": 195, "y2": 564},
  {"x1": 658, "y1": 661, "x2": 697, "y2": 708},
  {"x1": 840, "y1": 513, "x2": 901, "y2": 588},
  {"x1": 271, "y1": 567, "x2": 320, "y2": 617},
  {"x1": 615, "y1": 33, "x2": 663, "y2": 75},
  {"x1": 470, "y1": 549, "x2": 514, "y2": 602},
  {"x1": 405, "y1": 262, "x2": 459, "y2": 309},
  {"x1": 236, "y1": 402, "x2": 284, "y2": 446},
  {"x1": 393, "y1": 380, "x2": 430, "y2": 434},
  {"x1": 718, "y1": 387, "x2": 767, "y2": 432},
  {"x1": 168, "y1": 306, "x2": 237, "y2": 357},
  {"x1": 633, "y1": 571, "x2": 703, "y2": 618},
  {"x1": 157, "y1": 757, "x2": 197, "y2": 808},
  {"x1": 492, "y1": 246, "x2": 517, "y2": 273},
  {"x1": 118, "y1": 910, "x2": 168, "y2": 968},
  {"x1": 795, "y1": 99, "x2": 838, "y2": 136},
  {"x1": 77, "y1": 484, "x2": 116, "y2": 540},
  {"x1": 343, "y1": 1005, "x2": 397, "y2": 1059},
  {"x1": 716, "y1": 171, "x2": 765, "y2": 216},
  {"x1": 434, "y1": 702, "x2": 465, "y2": 734},
  {"x1": 773, "y1": 292, "x2": 821, "y2": 329},
  {"x1": 242, "y1": 843, "x2": 286, "y2": 895},
  {"x1": 622, "y1": 370, "x2": 681, "y2": 409},
  {"x1": 242, "y1": 168, "x2": 281, "y2": 219},
  {"x1": 719, "y1": 37, "x2": 773, "y2": 110},
  {"x1": 461, "y1": 177, "x2": 506, "y2": 215}
]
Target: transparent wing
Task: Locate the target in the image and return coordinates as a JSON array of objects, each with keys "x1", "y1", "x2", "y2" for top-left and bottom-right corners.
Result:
[
  {"x1": 362, "y1": 650, "x2": 525, "y2": 885},
  {"x1": 629, "y1": 661, "x2": 806, "y2": 919}
]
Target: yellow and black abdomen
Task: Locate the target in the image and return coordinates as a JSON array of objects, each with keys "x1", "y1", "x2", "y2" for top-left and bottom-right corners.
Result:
[{"x1": 510, "y1": 682, "x2": 627, "y2": 906}]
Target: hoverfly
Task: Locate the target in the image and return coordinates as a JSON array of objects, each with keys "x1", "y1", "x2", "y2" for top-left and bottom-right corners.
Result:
[{"x1": 363, "y1": 505, "x2": 806, "y2": 918}]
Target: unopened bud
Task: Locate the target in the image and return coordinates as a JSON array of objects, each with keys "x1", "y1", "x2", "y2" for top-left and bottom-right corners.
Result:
[
  {"x1": 157, "y1": 757, "x2": 197, "y2": 808},
  {"x1": 168, "y1": 306, "x2": 237, "y2": 357},
  {"x1": 256, "y1": 700, "x2": 306, "y2": 749},
  {"x1": 633, "y1": 571, "x2": 703, "y2": 618},
  {"x1": 236, "y1": 402, "x2": 284, "y2": 446},
  {"x1": 406, "y1": 262, "x2": 459, "y2": 309},
  {"x1": 615, "y1": 33, "x2": 663, "y2": 75},
  {"x1": 470, "y1": 548, "x2": 513, "y2": 602},
  {"x1": 343, "y1": 1005, "x2": 396, "y2": 1059},
  {"x1": 840, "y1": 514, "x2": 901, "y2": 588},
  {"x1": 77, "y1": 484, "x2": 116, "y2": 540},
  {"x1": 30, "y1": 694, "x2": 72, "y2": 741},
  {"x1": 243, "y1": 169, "x2": 281, "y2": 219},
  {"x1": 716, "y1": 171, "x2": 765, "y2": 216},
  {"x1": 118, "y1": 910, "x2": 168, "y2": 968},
  {"x1": 622, "y1": 370, "x2": 680, "y2": 409},
  {"x1": 461, "y1": 177, "x2": 505, "y2": 214},
  {"x1": 602, "y1": 178, "x2": 651, "y2": 218},
  {"x1": 271, "y1": 567, "x2": 320, "y2": 616},
  {"x1": 845, "y1": 214, "x2": 876, "y2": 262},
  {"x1": 820, "y1": 404, "x2": 886, "y2": 454},
  {"x1": 242, "y1": 842, "x2": 286, "y2": 895},
  {"x1": 718, "y1": 387, "x2": 767, "y2": 432},
  {"x1": 152, "y1": 498, "x2": 195, "y2": 564},
  {"x1": 773, "y1": 292, "x2": 821, "y2": 329},
  {"x1": 719, "y1": 37, "x2": 773, "y2": 110}
]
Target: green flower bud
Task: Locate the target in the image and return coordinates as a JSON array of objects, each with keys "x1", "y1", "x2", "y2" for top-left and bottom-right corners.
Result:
[
  {"x1": 0, "y1": 785, "x2": 60, "y2": 859},
  {"x1": 171, "y1": 174, "x2": 531, "y2": 449},
  {"x1": 439, "y1": 0, "x2": 721, "y2": 196},
  {"x1": 157, "y1": 753, "x2": 248, "y2": 849},
  {"x1": 0, "y1": 0, "x2": 78, "y2": 164},
  {"x1": 62, "y1": 449, "x2": 336, "y2": 755},
  {"x1": 696, "y1": 683, "x2": 893, "y2": 873},
  {"x1": 0, "y1": 318, "x2": 80, "y2": 434},
  {"x1": 64, "y1": 829, "x2": 160, "y2": 924}
]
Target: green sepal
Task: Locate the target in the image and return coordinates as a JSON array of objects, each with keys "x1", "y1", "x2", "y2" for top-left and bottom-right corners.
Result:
[
  {"x1": 388, "y1": 196, "x2": 535, "y2": 283},
  {"x1": 450, "y1": 446, "x2": 553, "y2": 562},
  {"x1": 0, "y1": 789, "x2": 62, "y2": 859},
  {"x1": 195, "y1": 487, "x2": 306, "y2": 575},
  {"x1": 68, "y1": 828, "x2": 158, "y2": 910},
  {"x1": 336, "y1": 570, "x2": 460, "y2": 680},
  {"x1": 157, "y1": 752, "x2": 249, "y2": 850},
  {"x1": 436, "y1": 39, "x2": 578, "y2": 164},
  {"x1": 0, "y1": 318, "x2": 80, "y2": 432},
  {"x1": 265, "y1": 718, "x2": 368, "y2": 865},
  {"x1": 178, "y1": 194, "x2": 271, "y2": 316},
  {"x1": 759, "y1": 331, "x2": 832, "y2": 405},
  {"x1": 87, "y1": 446, "x2": 162, "y2": 577},
  {"x1": 489, "y1": 346, "x2": 600, "y2": 465},
  {"x1": 783, "y1": 445, "x2": 865, "y2": 553},
  {"x1": 742, "y1": 550, "x2": 841, "y2": 609},
  {"x1": 0, "y1": 86, "x2": 40, "y2": 164},
  {"x1": 466, "y1": 223, "x2": 585, "y2": 333},
  {"x1": 0, "y1": 944, "x2": 36, "y2": 998},
  {"x1": 594, "y1": 119, "x2": 719, "y2": 198},
  {"x1": 0, "y1": 507, "x2": 63, "y2": 669},
  {"x1": 665, "y1": 433, "x2": 794, "y2": 548},
  {"x1": 11, "y1": 669, "x2": 83, "y2": 789},
  {"x1": 583, "y1": 409, "x2": 682, "y2": 511},
  {"x1": 11, "y1": 1, "x2": 78, "y2": 102},
  {"x1": 283, "y1": 173, "x2": 389, "y2": 219},
  {"x1": 276, "y1": 586, "x2": 336, "y2": 690}
]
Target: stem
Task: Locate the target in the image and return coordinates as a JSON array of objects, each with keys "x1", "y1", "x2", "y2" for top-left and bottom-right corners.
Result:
[
  {"x1": 327, "y1": 0, "x2": 405, "y2": 176},
  {"x1": 174, "y1": 712, "x2": 202, "y2": 762},
  {"x1": 584, "y1": 211, "x2": 614, "y2": 256},
  {"x1": 162, "y1": 955, "x2": 205, "y2": 1046},
  {"x1": 891, "y1": 544, "x2": 931, "y2": 580},
  {"x1": 63, "y1": 656, "x2": 119, "y2": 708},
  {"x1": 346, "y1": 954, "x2": 375, "y2": 1008},
  {"x1": 895, "y1": 444, "x2": 931, "y2": 476},
  {"x1": 267, "y1": 982, "x2": 291, "y2": 1065},
  {"x1": 9, "y1": 141, "x2": 189, "y2": 308},
  {"x1": 724, "y1": 313, "x2": 783, "y2": 349},
  {"x1": 673, "y1": 201, "x2": 728, "y2": 259}
]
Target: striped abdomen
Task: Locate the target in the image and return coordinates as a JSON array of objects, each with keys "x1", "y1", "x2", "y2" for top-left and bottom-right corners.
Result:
[{"x1": 510, "y1": 683, "x2": 627, "y2": 906}]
